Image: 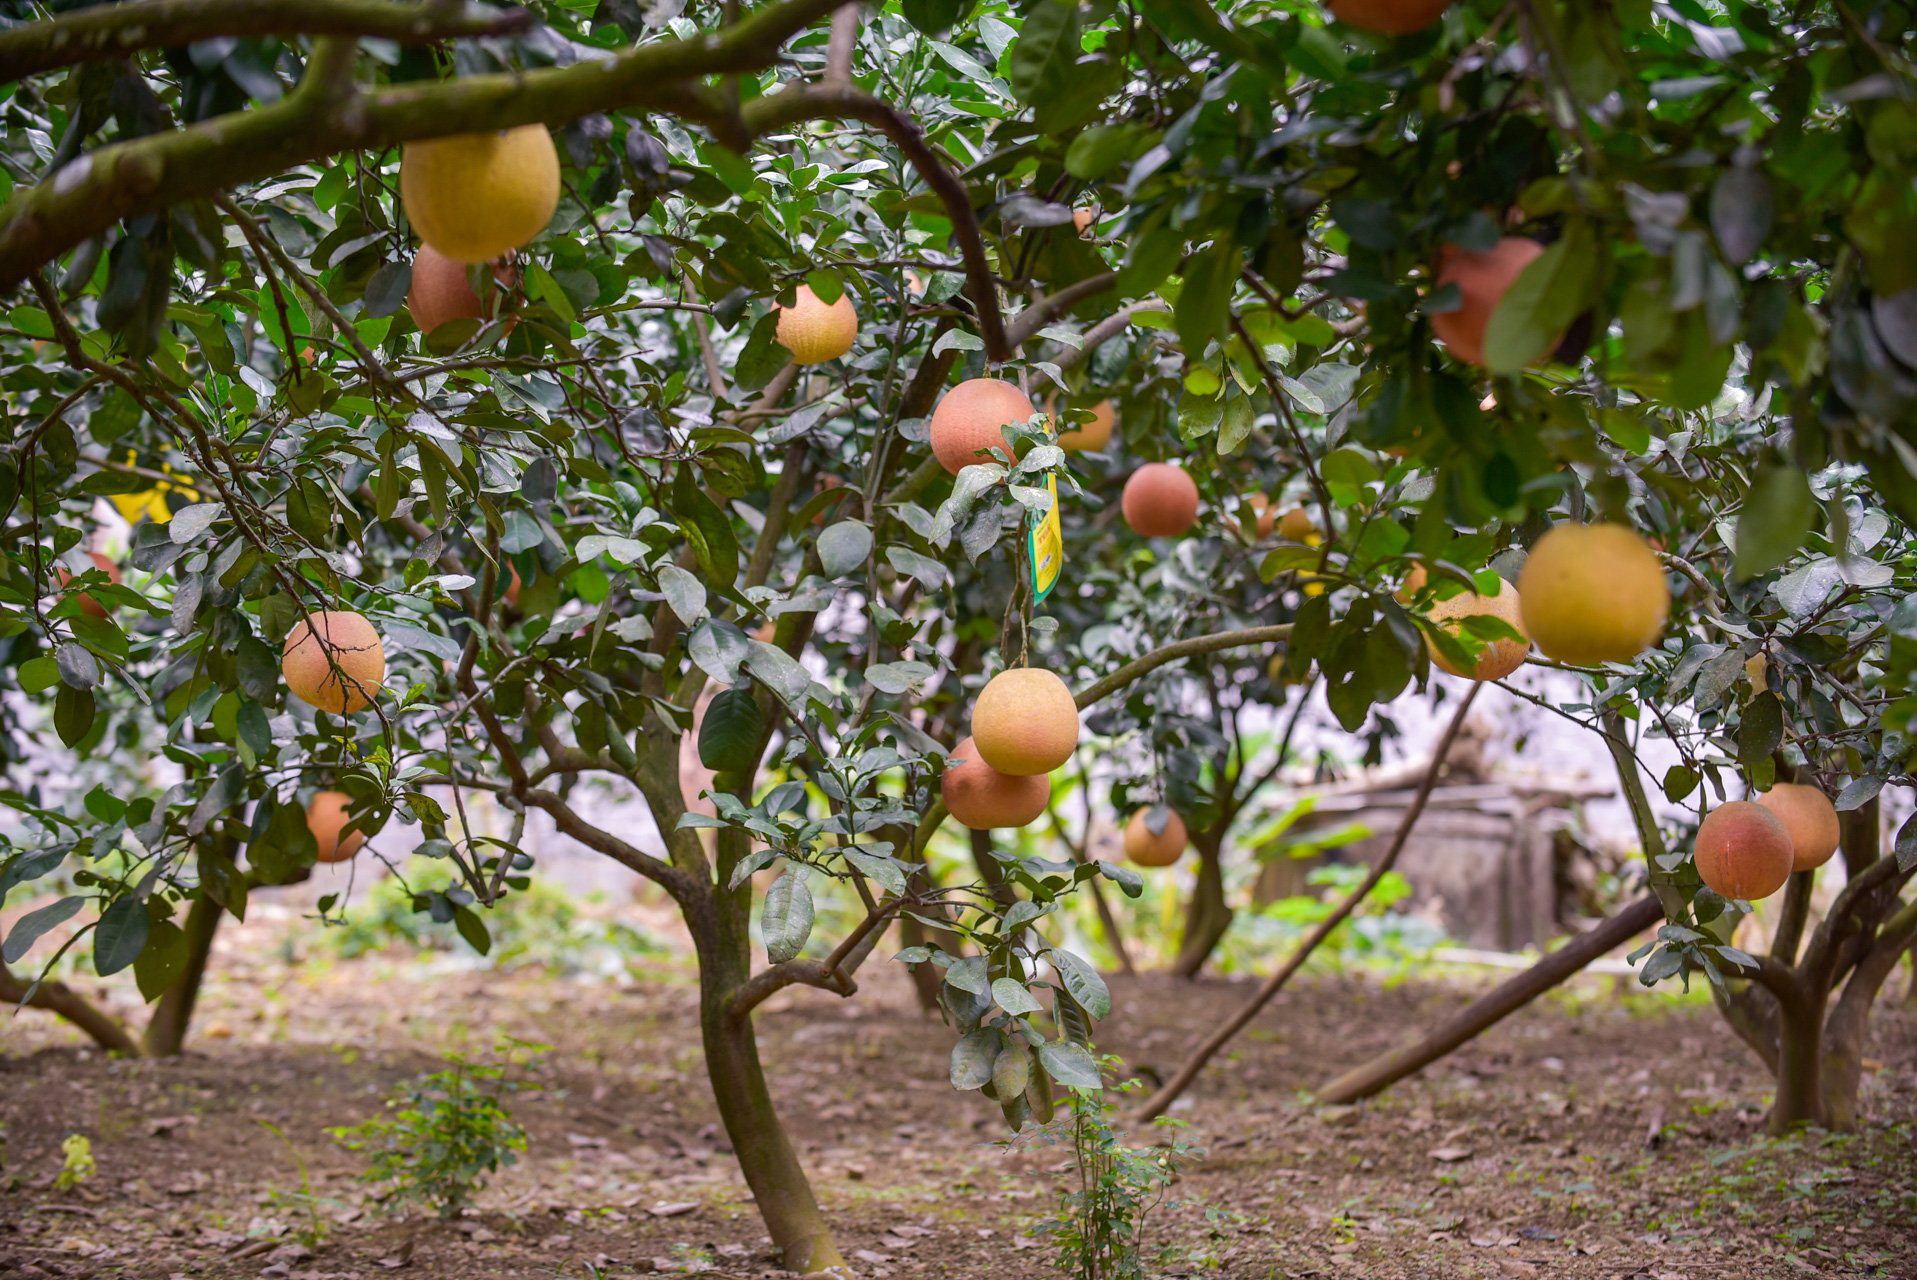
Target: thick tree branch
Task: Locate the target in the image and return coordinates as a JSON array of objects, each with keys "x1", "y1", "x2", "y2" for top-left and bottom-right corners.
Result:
[
  {"x1": 0, "y1": 0, "x2": 534, "y2": 84},
  {"x1": 0, "y1": 960, "x2": 140, "y2": 1055},
  {"x1": 1003, "y1": 271, "x2": 1118, "y2": 349},
  {"x1": 517, "y1": 787, "x2": 700, "y2": 906},
  {"x1": 1073, "y1": 625, "x2": 1293, "y2": 710},
  {"x1": 0, "y1": 0, "x2": 847, "y2": 290}
]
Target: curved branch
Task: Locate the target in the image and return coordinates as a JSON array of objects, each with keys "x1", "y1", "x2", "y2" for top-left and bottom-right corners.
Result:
[
  {"x1": 517, "y1": 787, "x2": 701, "y2": 906},
  {"x1": 0, "y1": 960, "x2": 139, "y2": 1055},
  {"x1": 0, "y1": 0, "x2": 534, "y2": 84},
  {"x1": 0, "y1": 0, "x2": 847, "y2": 290},
  {"x1": 1004, "y1": 270, "x2": 1118, "y2": 349},
  {"x1": 1053, "y1": 299, "x2": 1168, "y2": 371},
  {"x1": 1073, "y1": 624, "x2": 1293, "y2": 710},
  {"x1": 743, "y1": 83, "x2": 1008, "y2": 362}
]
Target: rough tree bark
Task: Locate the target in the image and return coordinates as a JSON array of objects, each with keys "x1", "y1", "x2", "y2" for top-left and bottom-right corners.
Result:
[{"x1": 1170, "y1": 827, "x2": 1232, "y2": 979}]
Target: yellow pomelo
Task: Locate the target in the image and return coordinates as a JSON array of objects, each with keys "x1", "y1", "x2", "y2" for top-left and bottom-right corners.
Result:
[
  {"x1": 1051, "y1": 397, "x2": 1115, "y2": 452},
  {"x1": 775, "y1": 283, "x2": 858, "y2": 364},
  {"x1": 282, "y1": 610, "x2": 385, "y2": 715},
  {"x1": 1694, "y1": 802, "x2": 1793, "y2": 901},
  {"x1": 308, "y1": 790, "x2": 366, "y2": 863},
  {"x1": 1755, "y1": 783, "x2": 1841, "y2": 872},
  {"x1": 971, "y1": 668, "x2": 1077, "y2": 776},
  {"x1": 930, "y1": 379, "x2": 1037, "y2": 474},
  {"x1": 942, "y1": 737, "x2": 1051, "y2": 830},
  {"x1": 1425, "y1": 579, "x2": 1530, "y2": 682},
  {"x1": 1516, "y1": 523, "x2": 1668, "y2": 665},
  {"x1": 401, "y1": 126, "x2": 560, "y2": 263},
  {"x1": 1124, "y1": 807, "x2": 1188, "y2": 867}
]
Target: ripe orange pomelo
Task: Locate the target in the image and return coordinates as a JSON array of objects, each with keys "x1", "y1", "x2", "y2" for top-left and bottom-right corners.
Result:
[
  {"x1": 1755, "y1": 783, "x2": 1841, "y2": 871},
  {"x1": 409, "y1": 245, "x2": 516, "y2": 336},
  {"x1": 1694, "y1": 801, "x2": 1794, "y2": 901},
  {"x1": 1326, "y1": 0, "x2": 1452, "y2": 34},
  {"x1": 930, "y1": 378, "x2": 1037, "y2": 474},
  {"x1": 1121, "y1": 463, "x2": 1200, "y2": 537},
  {"x1": 775, "y1": 283, "x2": 858, "y2": 364},
  {"x1": 1277, "y1": 505, "x2": 1316, "y2": 542},
  {"x1": 942, "y1": 737, "x2": 1052, "y2": 830},
  {"x1": 1516, "y1": 523, "x2": 1668, "y2": 665},
  {"x1": 401, "y1": 126, "x2": 560, "y2": 263},
  {"x1": 1051, "y1": 397, "x2": 1115, "y2": 452},
  {"x1": 1124, "y1": 807, "x2": 1188, "y2": 867},
  {"x1": 307, "y1": 789, "x2": 366, "y2": 863},
  {"x1": 1073, "y1": 208, "x2": 1097, "y2": 237},
  {"x1": 1425, "y1": 579, "x2": 1530, "y2": 682},
  {"x1": 1430, "y1": 237, "x2": 1546, "y2": 367},
  {"x1": 56, "y1": 552, "x2": 120, "y2": 620},
  {"x1": 1396, "y1": 562, "x2": 1429, "y2": 601},
  {"x1": 971, "y1": 668, "x2": 1078, "y2": 776},
  {"x1": 282, "y1": 610, "x2": 385, "y2": 715}
]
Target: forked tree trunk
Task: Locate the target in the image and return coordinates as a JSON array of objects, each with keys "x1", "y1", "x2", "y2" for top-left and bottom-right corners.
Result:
[
  {"x1": 1171, "y1": 828, "x2": 1232, "y2": 978},
  {"x1": 1767, "y1": 985, "x2": 1828, "y2": 1134},
  {"x1": 695, "y1": 889, "x2": 845, "y2": 1274},
  {"x1": 144, "y1": 893, "x2": 224, "y2": 1056}
]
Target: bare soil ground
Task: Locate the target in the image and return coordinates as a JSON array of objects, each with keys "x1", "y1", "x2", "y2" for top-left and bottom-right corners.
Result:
[{"x1": 1, "y1": 926, "x2": 1913, "y2": 1280}]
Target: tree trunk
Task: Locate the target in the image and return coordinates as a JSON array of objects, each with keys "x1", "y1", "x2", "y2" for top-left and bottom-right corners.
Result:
[
  {"x1": 694, "y1": 890, "x2": 845, "y2": 1274},
  {"x1": 1314, "y1": 895, "x2": 1661, "y2": 1105},
  {"x1": 1170, "y1": 828, "x2": 1232, "y2": 978},
  {"x1": 1820, "y1": 899, "x2": 1917, "y2": 1130},
  {"x1": 1769, "y1": 986, "x2": 1827, "y2": 1133},
  {"x1": 144, "y1": 893, "x2": 224, "y2": 1056}
]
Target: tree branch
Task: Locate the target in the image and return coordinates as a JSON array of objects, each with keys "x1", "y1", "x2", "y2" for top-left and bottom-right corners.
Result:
[
  {"x1": 1073, "y1": 625, "x2": 1293, "y2": 711},
  {"x1": 0, "y1": 0, "x2": 534, "y2": 84},
  {"x1": 517, "y1": 786, "x2": 701, "y2": 907},
  {"x1": 1003, "y1": 271, "x2": 1118, "y2": 349},
  {"x1": 0, "y1": 960, "x2": 140, "y2": 1055},
  {"x1": 0, "y1": 0, "x2": 848, "y2": 290},
  {"x1": 743, "y1": 82, "x2": 1008, "y2": 361}
]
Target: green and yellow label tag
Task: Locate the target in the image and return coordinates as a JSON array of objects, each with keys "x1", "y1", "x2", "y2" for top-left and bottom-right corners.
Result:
[{"x1": 1027, "y1": 471, "x2": 1063, "y2": 604}]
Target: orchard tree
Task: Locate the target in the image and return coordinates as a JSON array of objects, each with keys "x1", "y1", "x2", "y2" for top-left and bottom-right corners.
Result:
[{"x1": 3, "y1": 1, "x2": 1917, "y2": 1275}]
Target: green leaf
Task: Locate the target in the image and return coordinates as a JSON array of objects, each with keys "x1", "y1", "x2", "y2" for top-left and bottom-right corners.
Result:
[
  {"x1": 1737, "y1": 691, "x2": 1784, "y2": 776},
  {"x1": 818, "y1": 520, "x2": 873, "y2": 578},
  {"x1": 1733, "y1": 465, "x2": 1816, "y2": 580},
  {"x1": 991, "y1": 976, "x2": 1043, "y2": 1016},
  {"x1": 656, "y1": 562, "x2": 707, "y2": 627},
  {"x1": 2, "y1": 895, "x2": 84, "y2": 964},
  {"x1": 54, "y1": 685, "x2": 95, "y2": 748},
  {"x1": 454, "y1": 905, "x2": 493, "y2": 956},
  {"x1": 1482, "y1": 230, "x2": 1600, "y2": 373},
  {"x1": 133, "y1": 918, "x2": 188, "y2": 1003},
  {"x1": 672, "y1": 468, "x2": 740, "y2": 588},
  {"x1": 950, "y1": 1027, "x2": 998, "y2": 1090},
  {"x1": 761, "y1": 864, "x2": 814, "y2": 963},
  {"x1": 93, "y1": 895, "x2": 150, "y2": 977},
  {"x1": 698, "y1": 687, "x2": 766, "y2": 775},
  {"x1": 1009, "y1": 0, "x2": 1079, "y2": 107},
  {"x1": 1047, "y1": 948, "x2": 1110, "y2": 1020},
  {"x1": 1038, "y1": 1040, "x2": 1103, "y2": 1090},
  {"x1": 1176, "y1": 239, "x2": 1240, "y2": 358}
]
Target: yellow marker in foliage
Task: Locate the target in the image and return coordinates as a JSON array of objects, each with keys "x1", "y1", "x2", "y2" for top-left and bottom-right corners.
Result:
[{"x1": 1027, "y1": 472, "x2": 1063, "y2": 604}]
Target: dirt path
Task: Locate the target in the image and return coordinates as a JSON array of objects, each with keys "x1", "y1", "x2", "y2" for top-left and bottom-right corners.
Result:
[{"x1": 1, "y1": 942, "x2": 1912, "y2": 1279}]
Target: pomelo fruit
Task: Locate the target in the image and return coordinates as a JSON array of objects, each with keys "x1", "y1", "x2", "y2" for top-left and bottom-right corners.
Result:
[
  {"x1": 282, "y1": 610, "x2": 385, "y2": 715},
  {"x1": 1516, "y1": 523, "x2": 1668, "y2": 665},
  {"x1": 1425, "y1": 579, "x2": 1530, "y2": 682},
  {"x1": 1755, "y1": 783, "x2": 1841, "y2": 872},
  {"x1": 1396, "y1": 562, "x2": 1429, "y2": 601},
  {"x1": 56, "y1": 552, "x2": 120, "y2": 620},
  {"x1": 1694, "y1": 801, "x2": 1794, "y2": 901},
  {"x1": 1430, "y1": 237, "x2": 1546, "y2": 368},
  {"x1": 1124, "y1": 806, "x2": 1188, "y2": 867},
  {"x1": 1278, "y1": 505, "x2": 1316, "y2": 542},
  {"x1": 1224, "y1": 493, "x2": 1277, "y2": 541},
  {"x1": 971, "y1": 668, "x2": 1078, "y2": 777},
  {"x1": 942, "y1": 736, "x2": 1052, "y2": 830},
  {"x1": 401, "y1": 125, "x2": 560, "y2": 263},
  {"x1": 1121, "y1": 463, "x2": 1200, "y2": 537},
  {"x1": 930, "y1": 378, "x2": 1037, "y2": 474},
  {"x1": 1326, "y1": 0, "x2": 1452, "y2": 34},
  {"x1": 1051, "y1": 397, "x2": 1115, "y2": 452},
  {"x1": 1073, "y1": 208, "x2": 1097, "y2": 237},
  {"x1": 775, "y1": 283, "x2": 858, "y2": 364},
  {"x1": 408, "y1": 245, "x2": 516, "y2": 336},
  {"x1": 307, "y1": 790, "x2": 366, "y2": 863}
]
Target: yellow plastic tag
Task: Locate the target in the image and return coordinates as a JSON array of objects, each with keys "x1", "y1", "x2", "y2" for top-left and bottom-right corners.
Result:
[{"x1": 1027, "y1": 471, "x2": 1063, "y2": 604}]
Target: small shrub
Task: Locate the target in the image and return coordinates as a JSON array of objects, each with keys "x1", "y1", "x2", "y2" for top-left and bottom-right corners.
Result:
[
  {"x1": 331, "y1": 1041, "x2": 543, "y2": 1218},
  {"x1": 256, "y1": 1120, "x2": 343, "y2": 1248},
  {"x1": 54, "y1": 1134, "x2": 94, "y2": 1191},
  {"x1": 1027, "y1": 1058, "x2": 1202, "y2": 1280}
]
